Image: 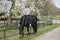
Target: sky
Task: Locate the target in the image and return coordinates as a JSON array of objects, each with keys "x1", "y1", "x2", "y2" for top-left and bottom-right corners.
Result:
[{"x1": 53, "y1": 0, "x2": 60, "y2": 8}]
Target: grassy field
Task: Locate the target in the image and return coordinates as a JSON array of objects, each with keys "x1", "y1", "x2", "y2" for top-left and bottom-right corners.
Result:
[{"x1": 0, "y1": 24, "x2": 60, "y2": 40}]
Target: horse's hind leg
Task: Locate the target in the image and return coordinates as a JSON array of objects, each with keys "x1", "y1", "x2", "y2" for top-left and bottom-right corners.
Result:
[
  {"x1": 32, "y1": 24, "x2": 37, "y2": 34},
  {"x1": 27, "y1": 26, "x2": 30, "y2": 35}
]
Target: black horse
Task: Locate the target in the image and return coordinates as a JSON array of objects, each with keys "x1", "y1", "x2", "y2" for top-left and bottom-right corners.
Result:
[{"x1": 19, "y1": 15, "x2": 38, "y2": 38}]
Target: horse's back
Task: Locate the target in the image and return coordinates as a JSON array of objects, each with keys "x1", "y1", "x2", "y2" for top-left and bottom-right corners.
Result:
[{"x1": 20, "y1": 15, "x2": 37, "y2": 26}]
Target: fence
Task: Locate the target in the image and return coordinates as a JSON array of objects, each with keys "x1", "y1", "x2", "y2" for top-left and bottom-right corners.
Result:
[{"x1": 0, "y1": 20, "x2": 52, "y2": 40}]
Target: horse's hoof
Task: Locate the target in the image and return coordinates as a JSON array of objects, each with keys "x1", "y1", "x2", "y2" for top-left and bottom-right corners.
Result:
[
  {"x1": 33, "y1": 32, "x2": 37, "y2": 34},
  {"x1": 19, "y1": 35, "x2": 24, "y2": 39},
  {"x1": 20, "y1": 37, "x2": 23, "y2": 39}
]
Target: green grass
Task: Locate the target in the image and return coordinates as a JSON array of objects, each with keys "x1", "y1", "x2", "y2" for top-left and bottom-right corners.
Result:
[
  {"x1": 0, "y1": 26, "x2": 5, "y2": 30},
  {"x1": 0, "y1": 27, "x2": 19, "y2": 40},
  {"x1": 0, "y1": 24, "x2": 59, "y2": 40}
]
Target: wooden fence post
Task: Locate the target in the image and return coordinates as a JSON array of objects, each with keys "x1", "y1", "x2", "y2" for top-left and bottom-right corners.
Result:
[{"x1": 4, "y1": 29, "x2": 6, "y2": 40}]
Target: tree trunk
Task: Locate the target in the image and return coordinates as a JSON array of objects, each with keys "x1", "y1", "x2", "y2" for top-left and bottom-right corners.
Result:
[
  {"x1": 7, "y1": 0, "x2": 15, "y2": 26},
  {"x1": 7, "y1": 13, "x2": 11, "y2": 26}
]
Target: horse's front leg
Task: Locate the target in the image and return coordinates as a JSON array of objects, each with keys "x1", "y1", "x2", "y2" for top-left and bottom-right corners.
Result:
[{"x1": 19, "y1": 25, "x2": 24, "y2": 38}]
